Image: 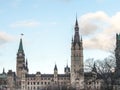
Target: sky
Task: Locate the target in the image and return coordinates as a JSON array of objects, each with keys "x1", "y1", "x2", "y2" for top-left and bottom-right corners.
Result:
[{"x1": 0, "y1": 0, "x2": 120, "y2": 74}]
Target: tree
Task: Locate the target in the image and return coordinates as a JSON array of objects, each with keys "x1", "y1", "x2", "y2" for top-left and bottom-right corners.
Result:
[
  {"x1": 96, "y1": 57, "x2": 115, "y2": 90},
  {"x1": 85, "y1": 55, "x2": 116, "y2": 90}
]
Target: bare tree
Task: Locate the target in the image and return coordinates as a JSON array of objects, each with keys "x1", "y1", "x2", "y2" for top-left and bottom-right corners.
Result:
[
  {"x1": 84, "y1": 55, "x2": 116, "y2": 90},
  {"x1": 84, "y1": 58, "x2": 95, "y2": 72},
  {"x1": 96, "y1": 57, "x2": 115, "y2": 90}
]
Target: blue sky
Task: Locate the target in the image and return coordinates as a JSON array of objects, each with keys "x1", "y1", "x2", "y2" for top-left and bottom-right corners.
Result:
[{"x1": 0, "y1": 0, "x2": 120, "y2": 74}]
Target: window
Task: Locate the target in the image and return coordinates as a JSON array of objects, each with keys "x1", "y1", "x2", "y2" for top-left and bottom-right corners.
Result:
[
  {"x1": 44, "y1": 78, "x2": 47, "y2": 80},
  {"x1": 89, "y1": 82, "x2": 91, "y2": 85},
  {"x1": 48, "y1": 78, "x2": 50, "y2": 80},
  {"x1": 37, "y1": 82, "x2": 39, "y2": 85},
  {"x1": 28, "y1": 87, "x2": 29, "y2": 90},
  {"x1": 37, "y1": 87, "x2": 39, "y2": 90}
]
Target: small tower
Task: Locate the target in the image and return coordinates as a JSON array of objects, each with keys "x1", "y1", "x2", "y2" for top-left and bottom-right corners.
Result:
[
  {"x1": 54, "y1": 64, "x2": 58, "y2": 84},
  {"x1": 64, "y1": 64, "x2": 70, "y2": 74},
  {"x1": 25, "y1": 59, "x2": 29, "y2": 72},
  {"x1": 2, "y1": 68, "x2": 5, "y2": 74},
  {"x1": 71, "y1": 18, "x2": 84, "y2": 89}
]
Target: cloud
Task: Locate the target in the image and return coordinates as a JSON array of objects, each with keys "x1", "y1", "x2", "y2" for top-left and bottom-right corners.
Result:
[
  {"x1": 79, "y1": 11, "x2": 109, "y2": 35},
  {"x1": 78, "y1": 11, "x2": 120, "y2": 51},
  {"x1": 0, "y1": 31, "x2": 13, "y2": 45},
  {"x1": 10, "y1": 20, "x2": 41, "y2": 28}
]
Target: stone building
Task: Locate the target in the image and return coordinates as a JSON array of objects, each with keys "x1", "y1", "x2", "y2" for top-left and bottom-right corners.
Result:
[
  {"x1": 0, "y1": 69, "x2": 7, "y2": 90},
  {"x1": 1, "y1": 18, "x2": 120, "y2": 90},
  {"x1": 15, "y1": 18, "x2": 81, "y2": 90},
  {"x1": 7, "y1": 70, "x2": 16, "y2": 90}
]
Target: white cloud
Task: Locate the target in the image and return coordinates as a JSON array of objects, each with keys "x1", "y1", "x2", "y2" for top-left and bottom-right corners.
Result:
[
  {"x1": 79, "y1": 11, "x2": 109, "y2": 35},
  {"x1": 0, "y1": 31, "x2": 13, "y2": 45},
  {"x1": 78, "y1": 11, "x2": 120, "y2": 51},
  {"x1": 10, "y1": 20, "x2": 41, "y2": 28}
]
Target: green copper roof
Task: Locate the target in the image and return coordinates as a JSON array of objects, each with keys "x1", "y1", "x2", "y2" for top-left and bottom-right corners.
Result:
[
  {"x1": 0, "y1": 74, "x2": 7, "y2": 79},
  {"x1": 18, "y1": 38, "x2": 23, "y2": 52},
  {"x1": 118, "y1": 34, "x2": 120, "y2": 40}
]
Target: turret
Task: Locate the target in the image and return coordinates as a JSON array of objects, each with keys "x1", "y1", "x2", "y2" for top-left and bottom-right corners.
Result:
[
  {"x1": 25, "y1": 59, "x2": 29, "y2": 72},
  {"x1": 64, "y1": 64, "x2": 70, "y2": 74},
  {"x1": 54, "y1": 64, "x2": 58, "y2": 75},
  {"x1": 54, "y1": 64, "x2": 58, "y2": 84},
  {"x1": 2, "y1": 68, "x2": 6, "y2": 74}
]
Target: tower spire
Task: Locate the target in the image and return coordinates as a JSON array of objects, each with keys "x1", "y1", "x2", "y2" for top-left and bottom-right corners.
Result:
[
  {"x1": 18, "y1": 34, "x2": 24, "y2": 52},
  {"x1": 75, "y1": 14, "x2": 78, "y2": 27},
  {"x1": 26, "y1": 59, "x2": 29, "y2": 72},
  {"x1": 54, "y1": 64, "x2": 58, "y2": 71},
  {"x1": 18, "y1": 39, "x2": 23, "y2": 51},
  {"x1": 73, "y1": 17, "x2": 80, "y2": 46}
]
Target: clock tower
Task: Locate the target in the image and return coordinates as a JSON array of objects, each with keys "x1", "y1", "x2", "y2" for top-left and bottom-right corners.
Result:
[
  {"x1": 16, "y1": 38, "x2": 28, "y2": 83},
  {"x1": 16, "y1": 38, "x2": 25, "y2": 78},
  {"x1": 71, "y1": 18, "x2": 84, "y2": 89}
]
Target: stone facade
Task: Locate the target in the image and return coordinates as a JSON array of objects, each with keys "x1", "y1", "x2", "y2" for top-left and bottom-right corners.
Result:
[{"x1": 1, "y1": 18, "x2": 120, "y2": 90}]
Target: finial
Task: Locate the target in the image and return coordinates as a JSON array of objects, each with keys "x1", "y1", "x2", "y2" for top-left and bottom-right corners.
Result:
[{"x1": 76, "y1": 13, "x2": 77, "y2": 20}]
